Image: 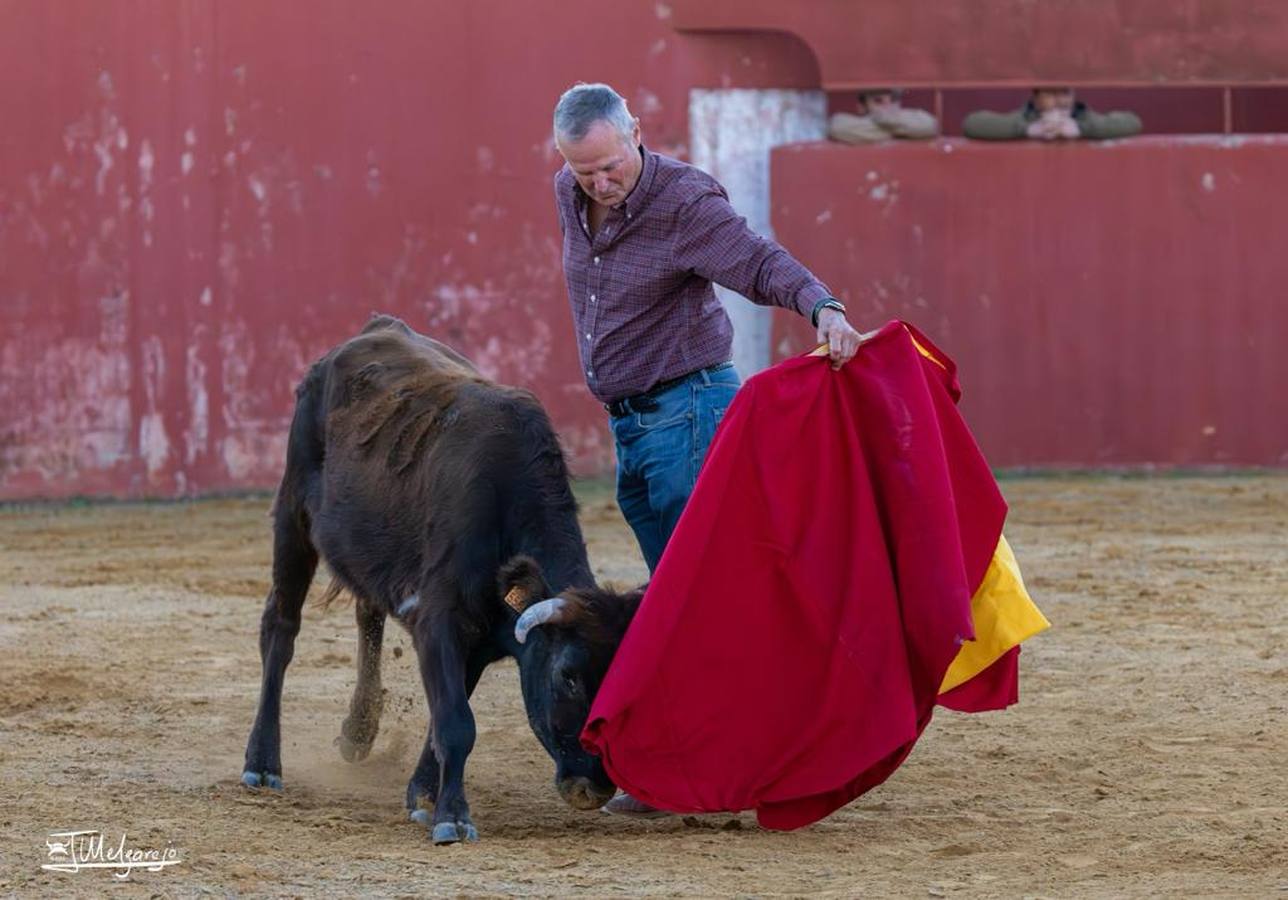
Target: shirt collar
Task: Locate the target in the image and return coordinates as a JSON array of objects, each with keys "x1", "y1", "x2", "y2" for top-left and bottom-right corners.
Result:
[{"x1": 620, "y1": 144, "x2": 656, "y2": 218}]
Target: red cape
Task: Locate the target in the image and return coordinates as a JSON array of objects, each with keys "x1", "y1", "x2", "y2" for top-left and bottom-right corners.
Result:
[{"x1": 583, "y1": 321, "x2": 1018, "y2": 830}]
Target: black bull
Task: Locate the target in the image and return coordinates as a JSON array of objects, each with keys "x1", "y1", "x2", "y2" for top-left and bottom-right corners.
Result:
[{"x1": 241, "y1": 315, "x2": 642, "y2": 844}]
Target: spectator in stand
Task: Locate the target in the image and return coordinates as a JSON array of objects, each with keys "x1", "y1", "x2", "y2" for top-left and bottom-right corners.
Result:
[
  {"x1": 828, "y1": 88, "x2": 940, "y2": 144},
  {"x1": 963, "y1": 87, "x2": 1142, "y2": 141}
]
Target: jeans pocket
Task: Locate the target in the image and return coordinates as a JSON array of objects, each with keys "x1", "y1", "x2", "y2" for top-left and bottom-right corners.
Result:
[
  {"x1": 700, "y1": 381, "x2": 740, "y2": 428},
  {"x1": 636, "y1": 407, "x2": 692, "y2": 430},
  {"x1": 635, "y1": 382, "x2": 694, "y2": 430}
]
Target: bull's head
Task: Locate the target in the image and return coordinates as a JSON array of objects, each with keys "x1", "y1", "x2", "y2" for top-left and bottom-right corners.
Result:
[{"x1": 498, "y1": 555, "x2": 643, "y2": 811}]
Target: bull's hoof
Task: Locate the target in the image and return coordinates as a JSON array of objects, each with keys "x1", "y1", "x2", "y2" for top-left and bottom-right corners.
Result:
[
  {"x1": 409, "y1": 808, "x2": 432, "y2": 827},
  {"x1": 430, "y1": 821, "x2": 479, "y2": 845},
  {"x1": 240, "y1": 771, "x2": 284, "y2": 791},
  {"x1": 335, "y1": 733, "x2": 373, "y2": 763}
]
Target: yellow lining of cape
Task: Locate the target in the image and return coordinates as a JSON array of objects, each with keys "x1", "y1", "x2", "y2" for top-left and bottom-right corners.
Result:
[{"x1": 940, "y1": 534, "x2": 1051, "y2": 694}]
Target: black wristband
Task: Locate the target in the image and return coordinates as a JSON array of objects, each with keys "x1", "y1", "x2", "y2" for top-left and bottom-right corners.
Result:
[{"x1": 811, "y1": 298, "x2": 847, "y2": 328}]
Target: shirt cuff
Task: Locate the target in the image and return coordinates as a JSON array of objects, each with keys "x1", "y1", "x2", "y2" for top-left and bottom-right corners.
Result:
[{"x1": 795, "y1": 283, "x2": 833, "y2": 319}]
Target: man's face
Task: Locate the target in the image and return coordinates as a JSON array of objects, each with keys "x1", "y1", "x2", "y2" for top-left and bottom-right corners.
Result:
[
  {"x1": 1034, "y1": 89, "x2": 1076, "y2": 115},
  {"x1": 859, "y1": 91, "x2": 898, "y2": 115},
  {"x1": 556, "y1": 119, "x2": 643, "y2": 209}
]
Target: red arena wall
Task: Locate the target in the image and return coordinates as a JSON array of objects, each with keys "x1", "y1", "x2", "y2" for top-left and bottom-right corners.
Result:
[
  {"x1": 3, "y1": 0, "x2": 1287, "y2": 497},
  {"x1": 0, "y1": 1, "x2": 817, "y2": 498},
  {"x1": 769, "y1": 138, "x2": 1288, "y2": 467}
]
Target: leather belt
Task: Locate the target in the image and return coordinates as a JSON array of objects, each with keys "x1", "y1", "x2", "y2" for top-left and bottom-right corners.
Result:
[{"x1": 604, "y1": 362, "x2": 733, "y2": 418}]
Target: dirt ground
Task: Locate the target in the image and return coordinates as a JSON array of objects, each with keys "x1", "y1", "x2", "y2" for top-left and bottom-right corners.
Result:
[{"x1": 1, "y1": 476, "x2": 1285, "y2": 897}]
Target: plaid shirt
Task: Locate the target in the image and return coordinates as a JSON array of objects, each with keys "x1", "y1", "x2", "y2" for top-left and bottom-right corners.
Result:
[{"x1": 555, "y1": 147, "x2": 831, "y2": 403}]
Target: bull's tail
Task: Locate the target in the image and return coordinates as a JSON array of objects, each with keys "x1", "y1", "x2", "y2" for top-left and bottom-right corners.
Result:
[{"x1": 314, "y1": 572, "x2": 354, "y2": 611}]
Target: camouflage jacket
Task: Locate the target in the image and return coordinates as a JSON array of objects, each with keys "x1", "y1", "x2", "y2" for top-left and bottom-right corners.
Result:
[{"x1": 962, "y1": 101, "x2": 1142, "y2": 141}]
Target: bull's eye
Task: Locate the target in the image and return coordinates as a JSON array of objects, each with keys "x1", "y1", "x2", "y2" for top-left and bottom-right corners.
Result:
[{"x1": 562, "y1": 672, "x2": 578, "y2": 691}]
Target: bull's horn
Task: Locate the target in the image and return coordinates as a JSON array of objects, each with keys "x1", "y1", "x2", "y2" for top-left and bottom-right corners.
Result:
[{"x1": 514, "y1": 597, "x2": 574, "y2": 644}]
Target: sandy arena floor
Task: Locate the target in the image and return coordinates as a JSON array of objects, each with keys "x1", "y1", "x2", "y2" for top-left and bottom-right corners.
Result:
[{"x1": 0, "y1": 476, "x2": 1285, "y2": 897}]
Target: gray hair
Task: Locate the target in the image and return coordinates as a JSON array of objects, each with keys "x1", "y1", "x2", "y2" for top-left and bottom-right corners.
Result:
[{"x1": 553, "y1": 83, "x2": 635, "y2": 144}]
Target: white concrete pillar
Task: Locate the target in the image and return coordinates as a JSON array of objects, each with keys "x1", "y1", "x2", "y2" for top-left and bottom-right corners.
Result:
[{"x1": 688, "y1": 89, "x2": 827, "y2": 379}]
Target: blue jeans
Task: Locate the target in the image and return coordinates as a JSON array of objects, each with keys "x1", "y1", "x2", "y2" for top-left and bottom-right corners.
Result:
[{"x1": 610, "y1": 363, "x2": 741, "y2": 574}]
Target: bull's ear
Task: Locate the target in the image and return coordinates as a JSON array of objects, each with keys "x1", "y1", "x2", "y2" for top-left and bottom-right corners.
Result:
[{"x1": 498, "y1": 555, "x2": 550, "y2": 613}]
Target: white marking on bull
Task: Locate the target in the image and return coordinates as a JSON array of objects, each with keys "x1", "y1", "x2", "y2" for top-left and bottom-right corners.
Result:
[{"x1": 396, "y1": 594, "x2": 419, "y2": 618}]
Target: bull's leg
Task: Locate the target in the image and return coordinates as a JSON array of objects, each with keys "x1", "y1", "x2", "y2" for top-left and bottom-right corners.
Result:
[
  {"x1": 337, "y1": 597, "x2": 386, "y2": 762},
  {"x1": 405, "y1": 644, "x2": 495, "y2": 823},
  {"x1": 241, "y1": 509, "x2": 318, "y2": 790},
  {"x1": 406, "y1": 619, "x2": 485, "y2": 844}
]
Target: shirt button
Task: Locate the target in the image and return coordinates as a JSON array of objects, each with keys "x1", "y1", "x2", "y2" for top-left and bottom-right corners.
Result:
[
  {"x1": 590, "y1": 293, "x2": 596, "y2": 302},
  {"x1": 594, "y1": 256, "x2": 600, "y2": 265},
  {"x1": 586, "y1": 369, "x2": 593, "y2": 378},
  {"x1": 585, "y1": 333, "x2": 591, "y2": 341}
]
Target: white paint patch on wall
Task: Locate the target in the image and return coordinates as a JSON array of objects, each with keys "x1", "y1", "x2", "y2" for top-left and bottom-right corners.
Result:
[
  {"x1": 139, "y1": 336, "x2": 168, "y2": 474},
  {"x1": 366, "y1": 149, "x2": 383, "y2": 197},
  {"x1": 689, "y1": 88, "x2": 827, "y2": 378},
  {"x1": 472, "y1": 315, "x2": 554, "y2": 385},
  {"x1": 138, "y1": 412, "x2": 170, "y2": 475},
  {"x1": 220, "y1": 431, "x2": 287, "y2": 482},
  {"x1": 247, "y1": 175, "x2": 267, "y2": 203},
  {"x1": 209, "y1": 318, "x2": 294, "y2": 485},
  {"x1": 94, "y1": 128, "x2": 116, "y2": 195},
  {"x1": 636, "y1": 89, "x2": 663, "y2": 117},
  {"x1": 185, "y1": 343, "x2": 209, "y2": 465},
  {"x1": 218, "y1": 320, "x2": 251, "y2": 427},
  {"x1": 430, "y1": 283, "x2": 481, "y2": 320},
  {"x1": 7, "y1": 343, "x2": 134, "y2": 477},
  {"x1": 138, "y1": 139, "x2": 155, "y2": 188}
]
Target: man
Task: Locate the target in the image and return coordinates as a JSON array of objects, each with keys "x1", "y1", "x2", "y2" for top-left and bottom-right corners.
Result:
[
  {"x1": 962, "y1": 87, "x2": 1143, "y2": 141},
  {"x1": 828, "y1": 88, "x2": 940, "y2": 144},
  {"x1": 552, "y1": 82, "x2": 866, "y2": 817}
]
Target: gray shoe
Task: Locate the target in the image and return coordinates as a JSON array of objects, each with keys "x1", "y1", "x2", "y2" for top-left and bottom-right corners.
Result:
[{"x1": 601, "y1": 790, "x2": 672, "y2": 819}]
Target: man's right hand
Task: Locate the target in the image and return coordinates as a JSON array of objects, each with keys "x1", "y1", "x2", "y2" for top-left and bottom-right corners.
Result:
[
  {"x1": 1027, "y1": 118, "x2": 1060, "y2": 141},
  {"x1": 869, "y1": 105, "x2": 900, "y2": 128},
  {"x1": 1028, "y1": 113, "x2": 1079, "y2": 141}
]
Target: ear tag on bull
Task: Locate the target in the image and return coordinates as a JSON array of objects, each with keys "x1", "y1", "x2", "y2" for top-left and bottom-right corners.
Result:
[{"x1": 503, "y1": 586, "x2": 527, "y2": 613}]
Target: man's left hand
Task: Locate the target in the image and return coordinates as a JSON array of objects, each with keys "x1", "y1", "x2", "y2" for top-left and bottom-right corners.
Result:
[{"x1": 816, "y1": 308, "x2": 868, "y2": 369}]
